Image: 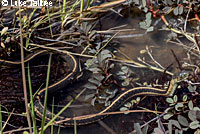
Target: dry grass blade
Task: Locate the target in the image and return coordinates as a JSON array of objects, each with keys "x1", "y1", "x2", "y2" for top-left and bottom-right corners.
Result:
[
  {"x1": 2, "y1": 109, "x2": 14, "y2": 131},
  {"x1": 18, "y1": 1, "x2": 32, "y2": 133}
]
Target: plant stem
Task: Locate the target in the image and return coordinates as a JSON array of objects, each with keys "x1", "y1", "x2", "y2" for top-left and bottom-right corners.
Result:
[
  {"x1": 18, "y1": 1, "x2": 32, "y2": 133},
  {"x1": 40, "y1": 54, "x2": 52, "y2": 134}
]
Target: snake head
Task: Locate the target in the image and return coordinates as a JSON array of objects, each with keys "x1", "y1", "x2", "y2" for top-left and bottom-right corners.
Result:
[
  {"x1": 174, "y1": 71, "x2": 190, "y2": 83},
  {"x1": 168, "y1": 71, "x2": 190, "y2": 96}
]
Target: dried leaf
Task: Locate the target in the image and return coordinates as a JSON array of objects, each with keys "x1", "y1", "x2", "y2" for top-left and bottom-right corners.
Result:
[
  {"x1": 140, "y1": 49, "x2": 147, "y2": 54},
  {"x1": 1, "y1": 27, "x2": 8, "y2": 36},
  {"x1": 1, "y1": 42, "x2": 5, "y2": 48}
]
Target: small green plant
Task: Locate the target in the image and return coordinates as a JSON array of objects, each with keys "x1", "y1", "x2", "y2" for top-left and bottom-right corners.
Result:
[{"x1": 164, "y1": 85, "x2": 200, "y2": 133}]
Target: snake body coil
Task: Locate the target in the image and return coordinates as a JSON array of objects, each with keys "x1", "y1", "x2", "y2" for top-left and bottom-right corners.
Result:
[{"x1": 0, "y1": 50, "x2": 181, "y2": 126}]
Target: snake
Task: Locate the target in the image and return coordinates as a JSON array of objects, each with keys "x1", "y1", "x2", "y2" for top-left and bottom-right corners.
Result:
[
  {"x1": 0, "y1": 50, "x2": 185, "y2": 126},
  {"x1": 34, "y1": 76, "x2": 182, "y2": 126},
  {"x1": 0, "y1": 49, "x2": 78, "y2": 94}
]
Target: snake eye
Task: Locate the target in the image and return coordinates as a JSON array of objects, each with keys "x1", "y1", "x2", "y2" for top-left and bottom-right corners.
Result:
[{"x1": 179, "y1": 71, "x2": 189, "y2": 79}]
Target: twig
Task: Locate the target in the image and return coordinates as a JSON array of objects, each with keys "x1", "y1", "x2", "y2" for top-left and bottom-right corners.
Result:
[
  {"x1": 184, "y1": 3, "x2": 191, "y2": 32},
  {"x1": 170, "y1": 49, "x2": 182, "y2": 70},
  {"x1": 18, "y1": 2, "x2": 32, "y2": 133},
  {"x1": 28, "y1": 43, "x2": 174, "y2": 75},
  {"x1": 129, "y1": 113, "x2": 165, "y2": 134},
  {"x1": 3, "y1": 127, "x2": 34, "y2": 134},
  {"x1": 146, "y1": 46, "x2": 165, "y2": 69},
  {"x1": 2, "y1": 109, "x2": 14, "y2": 130}
]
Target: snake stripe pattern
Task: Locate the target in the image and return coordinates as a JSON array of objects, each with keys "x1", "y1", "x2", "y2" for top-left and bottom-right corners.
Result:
[{"x1": 0, "y1": 50, "x2": 182, "y2": 126}]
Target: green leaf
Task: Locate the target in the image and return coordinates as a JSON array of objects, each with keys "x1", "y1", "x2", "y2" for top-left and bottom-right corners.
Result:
[
  {"x1": 164, "y1": 107, "x2": 172, "y2": 113},
  {"x1": 168, "y1": 120, "x2": 172, "y2": 134},
  {"x1": 146, "y1": 19, "x2": 152, "y2": 27},
  {"x1": 23, "y1": 131, "x2": 29, "y2": 134},
  {"x1": 139, "y1": 21, "x2": 148, "y2": 29},
  {"x1": 146, "y1": 12, "x2": 152, "y2": 20},
  {"x1": 168, "y1": 120, "x2": 181, "y2": 134},
  {"x1": 163, "y1": 7, "x2": 172, "y2": 13},
  {"x1": 84, "y1": 83, "x2": 97, "y2": 89},
  {"x1": 167, "y1": 0, "x2": 173, "y2": 5},
  {"x1": 88, "y1": 78, "x2": 101, "y2": 86},
  {"x1": 175, "y1": 103, "x2": 183, "y2": 111},
  {"x1": 166, "y1": 98, "x2": 174, "y2": 104},
  {"x1": 153, "y1": 128, "x2": 165, "y2": 134},
  {"x1": 178, "y1": 6, "x2": 183, "y2": 15},
  {"x1": 188, "y1": 84, "x2": 196, "y2": 92},
  {"x1": 117, "y1": 71, "x2": 125, "y2": 76},
  {"x1": 193, "y1": 107, "x2": 200, "y2": 111},
  {"x1": 134, "y1": 123, "x2": 143, "y2": 134},
  {"x1": 182, "y1": 95, "x2": 187, "y2": 102},
  {"x1": 173, "y1": 95, "x2": 178, "y2": 103},
  {"x1": 173, "y1": 6, "x2": 179, "y2": 16},
  {"x1": 146, "y1": 26, "x2": 154, "y2": 32},
  {"x1": 124, "y1": 102, "x2": 132, "y2": 108},
  {"x1": 136, "y1": 97, "x2": 141, "y2": 103},
  {"x1": 143, "y1": 7, "x2": 148, "y2": 13},
  {"x1": 189, "y1": 121, "x2": 200, "y2": 129},
  {"x1": 142, "y1": 124, "x2": 149, "y2": 134},
  {"x1": 178, "y1": 115, "x2": 189, "y2": 127},
  {"x1": 196, "y1": 111, "x2": 200, "y2": 120},
  {"x1": 93, "y1": 75, "x2": 105, "y2": 81},
  {"x1": 121, "y1": 66, "x2": 129, "y2": 74},
  {"x1": 164, "y1": 113, "x2": 173, "y2": 120},
  {"x1": 119, "y1": 106, "x2": 127, "y2": 111},
  {"x1": 169, "y1": 120, "x2": 182, "y2": 129},
  {"x1": 188, "y1": 101, "x2": 194, "y2": 110},
  {"x1": 142, "y1": 0, "x2": 146, "y2": 7}
]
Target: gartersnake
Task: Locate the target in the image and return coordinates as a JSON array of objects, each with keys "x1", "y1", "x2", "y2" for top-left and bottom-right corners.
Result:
[
  {"x1": 34, "y1": 76, "x2": 182, "y2": 126},
  {"x1": 0, "y1": 49, "x2": 78, "y2": 94},
  {"x1": 0, "y1": 50, "x2": 184, "y2": 126}
]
